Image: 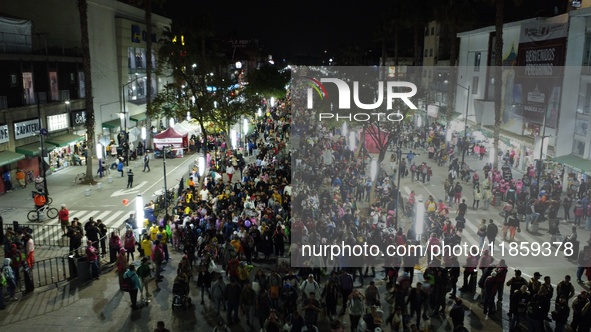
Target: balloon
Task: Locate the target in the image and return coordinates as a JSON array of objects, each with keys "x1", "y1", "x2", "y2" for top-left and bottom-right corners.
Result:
[
  {"x1": 122, "y1": 199, "x2": 129, "y2": 206},
  {"x1": 245, "y1": 220, "x2": 251, "y2": 228}
]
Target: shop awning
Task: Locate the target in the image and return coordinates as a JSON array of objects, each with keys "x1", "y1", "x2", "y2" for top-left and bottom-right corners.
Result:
[
  {"x1": 45, "y1": 134, "x2": 85, "y2": 147},
  {"x1": 0, "y1": 151, "x2": 25, "y2": 167},
  {"x1": 102, "y1": 118, "x2": 121, "y2": 129},
  {"x1": 553, "y1": 154, "x2": 591, "y2": 175},
  {"x1": 130, "y1": 112, "x2": 147, "y2": 122},
  {"x1": 15, "y1": 142, "x2": 57, "y2": 156}
]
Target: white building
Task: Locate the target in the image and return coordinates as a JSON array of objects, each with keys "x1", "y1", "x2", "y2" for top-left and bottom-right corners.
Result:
[{"x1": 0, "y1": 0, "x2": 171, "y2": 151}]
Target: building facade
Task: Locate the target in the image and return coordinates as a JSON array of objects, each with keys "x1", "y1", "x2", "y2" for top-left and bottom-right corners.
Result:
[
  {"x1": 453, "y1": 6, "x2": 591, "y2": 190},
  {"x1": 0, "y1": 0, "x2": 170, "y2": 193}
]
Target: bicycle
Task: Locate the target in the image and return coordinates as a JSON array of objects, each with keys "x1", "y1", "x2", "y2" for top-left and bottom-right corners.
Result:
[
  {"x1": 27, "y1": 204, "x2": 58, "y2": 222},
  {"x1": 73, "y1": 172, "x2": 86, "y2": 185}
]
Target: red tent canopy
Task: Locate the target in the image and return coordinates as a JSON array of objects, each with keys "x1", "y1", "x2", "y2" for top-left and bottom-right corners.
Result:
[{"x1": 153, "y1": 127, "x2": 188, "y2": 150}]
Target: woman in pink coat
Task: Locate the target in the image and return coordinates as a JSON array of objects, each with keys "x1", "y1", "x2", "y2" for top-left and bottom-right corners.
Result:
[{"x1": 515, "y1": 179, "x2": 523, "y2": 194}]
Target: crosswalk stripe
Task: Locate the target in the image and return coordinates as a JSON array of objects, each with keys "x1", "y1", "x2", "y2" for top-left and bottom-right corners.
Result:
[
  {"x1": 29, "y1": 210, "x2": 128, "y2": 246},
  {"x1": 103, "y1": 210, "x2": 126, "y2": 230},
  {"x1": 93, "y1": 211, "x2": 112, "y2": 222}
]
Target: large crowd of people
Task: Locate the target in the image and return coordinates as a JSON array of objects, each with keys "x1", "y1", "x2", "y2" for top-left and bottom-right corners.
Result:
[{"x1": 5, "y1": 82, "x2": 591, "y2": 332}]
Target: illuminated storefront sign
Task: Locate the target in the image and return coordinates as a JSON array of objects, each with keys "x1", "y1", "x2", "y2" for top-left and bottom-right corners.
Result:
[
  {"x1": 47, "y1": 114, "x2": 69, "y2": 132},
  {"x1": 14, "y1": 119, "x2": 40, "y2": 140},
  {"x1": 0, "y1": 124, "x2": 9, "y2": 143}
]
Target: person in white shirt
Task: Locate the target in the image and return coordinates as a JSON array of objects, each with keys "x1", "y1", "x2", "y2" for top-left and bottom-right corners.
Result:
[
  {"x1": 199, "y1": 188, "x2": 209, "y2": 203},
  {"x1": 226, "y1": 165, "x2": 235, "y2": 183},
  {"x1": 300, "y1": 274, "x2": 320, "y2": 301}
]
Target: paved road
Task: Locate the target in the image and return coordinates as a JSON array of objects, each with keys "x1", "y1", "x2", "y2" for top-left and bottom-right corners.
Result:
[{"x1": 0, "y1": 146, "x2": 581, "y2": 331}]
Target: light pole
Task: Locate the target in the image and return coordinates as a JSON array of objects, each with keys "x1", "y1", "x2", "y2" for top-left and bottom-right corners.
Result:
[
  {"x1": 122, "y1": 76, "x2": 142, "y2": 166},
  {"x1": 535, "y1": 114, "x2": 551, "y2": 196},
  {"x1": 162, "y1": 145, "x2": 170, "y2": 217},
  {"x1": 395, "y1": 145, "x2": 420, "y2": 221},
  {"x1": 455, "y1": 83, "x2": 471, "y2": 166},
  {"x1": 36, "y1": 93, "x2": 49, "y2": 197}
]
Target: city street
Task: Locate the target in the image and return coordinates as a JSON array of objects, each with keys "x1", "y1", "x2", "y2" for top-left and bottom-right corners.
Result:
[
  {"x1": 376, "y1": 145, "x2": 585, "y2": 331},
  {"x1": 0, "y1": 147, "x2": 585, "y2": 332},
  {"x1": 0, "y1": 152, "x2": 196, "y2": 239}
]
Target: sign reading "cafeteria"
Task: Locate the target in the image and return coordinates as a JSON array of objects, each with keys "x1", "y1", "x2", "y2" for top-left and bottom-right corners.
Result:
[
  {"x1": 14, "y1": 119, "x2": 40, "y2": 140},
  {"x1": 0, "y1": 124, "x2": 9, "y2": 143}
]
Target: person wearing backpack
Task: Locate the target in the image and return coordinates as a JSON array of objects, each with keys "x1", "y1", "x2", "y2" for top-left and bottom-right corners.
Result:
[
  {"x1": 122, "y1": 264, "x2": 141, "y2": 310},
  {"x1": 300, "y1": 274, "x2": 320, "y2": 303}
]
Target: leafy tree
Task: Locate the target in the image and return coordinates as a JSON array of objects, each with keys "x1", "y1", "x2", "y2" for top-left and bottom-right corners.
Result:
[
  {"x1": 245, "y1": 63, "x2": 290, "y2": 102},
  {"x1": 152, "y1": 20, "x2": 226, "y2": 155}
]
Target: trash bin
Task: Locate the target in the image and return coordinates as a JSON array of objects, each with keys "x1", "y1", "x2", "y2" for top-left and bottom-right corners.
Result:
[
  {"x1": 76, "y1": 256, "x2": 90, "y2": 282},
  {"x1": 68, "y1": 255, "x2": 78, "y2": 278}
]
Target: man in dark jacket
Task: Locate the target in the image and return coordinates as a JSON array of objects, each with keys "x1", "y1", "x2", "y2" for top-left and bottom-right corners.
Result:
[
  {"x1": 552, "y1": 297, "x2": 570, "y2": 332},
  {"x1": 449, "y1": 298, "x2": 465, "y2": 330},
  {"x1": 509, "y1": 285, "x2": 530, "y2": 331},
  {"x1": 408, "y1": 282, "x2": 427, "y2": 327},
  {"x1": 67, "y1": 218, "x2": 84, "y2": 256},
  {"x1": 486, "y1": 219, "x2": 498, "y2": 250},
  {"x1": 225, "y1": 277, "x2": 241, "y2": 325},
  {"x1": 85, "y1": 220, "x2": 100, "y2": 247}
]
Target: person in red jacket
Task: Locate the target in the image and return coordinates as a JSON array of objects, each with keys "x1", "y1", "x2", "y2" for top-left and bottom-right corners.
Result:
[
  {"x1": 226, "y1": 255, "x2": 240, "y2": 279},
  {"x1": 58, "y1": 204, "x2": 70, "y2": 237}
]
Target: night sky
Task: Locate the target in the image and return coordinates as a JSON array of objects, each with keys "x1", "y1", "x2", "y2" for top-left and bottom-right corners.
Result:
[
  {"x1": 162, "y1": 0, "x2": 382, "y2": 56},
  {"x1": 158, "y1": 0, "x2": 569, "y2": 59}
]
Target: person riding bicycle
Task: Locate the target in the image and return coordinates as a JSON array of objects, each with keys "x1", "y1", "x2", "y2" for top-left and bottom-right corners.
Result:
[{"x1": 33, "y1": 190, "x2": 47, "y2": 210}]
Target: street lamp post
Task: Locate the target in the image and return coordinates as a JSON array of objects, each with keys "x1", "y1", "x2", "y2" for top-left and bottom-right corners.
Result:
[
  {"x1": 457, "y1": 84, "x2": 470, "y2": 166},
  {"x1": 36, "y1": 93, "x2": 49, "y2": 197},
  {"x1": 394, "y1": 145, "x2": 420, "y2": 221},
  {"x1": 443, "y1": 80, "x2": 471, "y2": 164},
  {"x1": 162, "y1": 145, "x2": 170, "y2": 216},
  {"x1": 122, "y1": 76, "x2": 142, "y2": 166},
  {"x1": 535, "y1": 114, "x2": 550, "y2": 196}
]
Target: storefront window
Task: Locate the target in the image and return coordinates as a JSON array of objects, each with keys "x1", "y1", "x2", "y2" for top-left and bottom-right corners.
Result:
[
  {"x1": 577, "y1": 82, "x2": 591, "y2": 115},
  {"x1": 575, "y1": 119, "x2": 589, "y2": 136},
  {"x1": 128, "y1": 47, "x2": 146, "y2": 70},
  {"x1": 128, "y1": 48, "x2": 156, "y2": 72},
  {"x1": 583, "y1": 34, "x2": 591, "y2": 67},
  {"x1": 574, "y1": 139, "x2": 586, "y2": 157}
]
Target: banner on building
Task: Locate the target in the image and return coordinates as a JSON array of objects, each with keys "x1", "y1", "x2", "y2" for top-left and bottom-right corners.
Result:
[{"x1": 514, "y1": 14, "x2": 568, "y2": 129}]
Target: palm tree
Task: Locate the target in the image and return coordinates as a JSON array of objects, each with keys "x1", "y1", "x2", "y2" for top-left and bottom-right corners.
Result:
[{"x1": 78, "y1": 0, "x2": 95, "y2": 182}]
